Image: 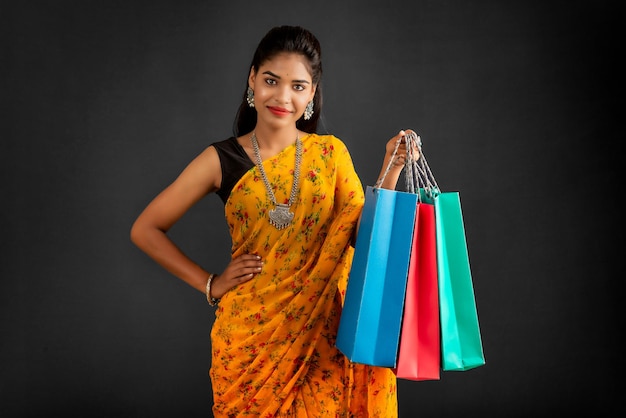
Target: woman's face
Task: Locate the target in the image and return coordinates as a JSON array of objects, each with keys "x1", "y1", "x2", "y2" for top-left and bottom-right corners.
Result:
[{"x1": 249, "y1": 52, "x2": 316, "y2": 130}]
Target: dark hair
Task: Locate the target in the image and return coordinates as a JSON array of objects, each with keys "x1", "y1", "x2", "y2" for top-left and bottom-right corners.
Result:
[{"x1": 233, "y1": 26, "x2": 323, "y2": 137}]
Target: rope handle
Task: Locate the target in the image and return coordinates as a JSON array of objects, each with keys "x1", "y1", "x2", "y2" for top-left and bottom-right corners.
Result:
[
  {"x1": 403, "y1": 132, "x2": 440, "y2": 199},
  {"x1": 414, "y1": 135, "x2": 440, "y2": 199},
  {"x1": 373, "y1": 134, "x2": 404, "y2": 188},
  {"x1": 374, "y1": 130, "x2": 440, "y2": 200}
]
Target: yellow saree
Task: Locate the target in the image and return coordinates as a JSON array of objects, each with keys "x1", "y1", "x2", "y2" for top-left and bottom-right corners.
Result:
[{"x1": 211, "y1": 133, "x2": 397, "y2": 417}]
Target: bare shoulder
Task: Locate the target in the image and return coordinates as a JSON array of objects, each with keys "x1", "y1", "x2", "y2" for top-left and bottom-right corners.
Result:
[{"x1": 173, "y1": 144, "x2": 222, "y2": 195}]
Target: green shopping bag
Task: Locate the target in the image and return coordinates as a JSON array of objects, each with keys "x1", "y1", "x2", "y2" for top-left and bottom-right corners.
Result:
[
  {"x1": 433, "y1": 191, "x2": 485, "y2": 371},
  {"x1": 416, "y1": 137, "x2": 485, "y2": 372}
]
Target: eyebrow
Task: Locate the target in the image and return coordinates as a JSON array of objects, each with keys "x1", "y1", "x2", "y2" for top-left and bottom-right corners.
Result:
[{"x1": 262, "y1": 70, "x2": 311, "y2": 84}]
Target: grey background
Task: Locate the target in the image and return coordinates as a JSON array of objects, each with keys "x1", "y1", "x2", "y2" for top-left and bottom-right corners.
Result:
[{"x1": 1, "y1": 0, "x2": 620, "y2": 416}]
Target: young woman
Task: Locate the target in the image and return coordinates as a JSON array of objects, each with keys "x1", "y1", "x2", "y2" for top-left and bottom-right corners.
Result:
[{"x1": 131, "y1": 25, "x2": 414, "y2": 417}]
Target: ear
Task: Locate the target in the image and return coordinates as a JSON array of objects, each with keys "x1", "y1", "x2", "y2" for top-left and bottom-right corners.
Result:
[
  {"x1": 309, "y1": 84, "x2": 317, "y2": 102},
  {"x1": 248, "y1": 67, "x2": 256, "y2": 89}
]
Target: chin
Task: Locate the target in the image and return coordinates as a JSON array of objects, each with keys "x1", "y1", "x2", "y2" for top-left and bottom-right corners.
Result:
[{"x1": 261, "y1": 115, "x2": 297, "y2": 129}]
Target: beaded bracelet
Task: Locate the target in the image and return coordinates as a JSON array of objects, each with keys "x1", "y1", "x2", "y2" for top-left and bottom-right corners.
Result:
[{"x1": 205, "y1": 273, "x2": 220, "y2": 306}]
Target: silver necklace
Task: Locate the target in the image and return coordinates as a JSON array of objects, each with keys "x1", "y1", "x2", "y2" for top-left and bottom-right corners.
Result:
[{"x1": 250, "y1": 132, "x2": 302, "y2": 230}]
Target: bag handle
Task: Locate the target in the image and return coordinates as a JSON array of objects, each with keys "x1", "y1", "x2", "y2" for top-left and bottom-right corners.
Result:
[
  {"x1": 373, "y1": 135, "x2": 404, "y2": 189},
  {"x1": 403, "y1": 132, "x2": 421, "y2": 194},
  {"x1": 406, "y1": 134, "x2": 440, "y2": 199},
  {"x1": 374, "y1": 131, "x2": 441, "y2": 200},
  {"x1": 374, "y1": 131, "x2": 424, "y2": 189}
]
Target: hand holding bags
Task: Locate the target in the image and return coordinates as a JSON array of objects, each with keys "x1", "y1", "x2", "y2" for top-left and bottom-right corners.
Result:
[{"x1": 337, "y1": 130, "x2": 485, "y2": 374}]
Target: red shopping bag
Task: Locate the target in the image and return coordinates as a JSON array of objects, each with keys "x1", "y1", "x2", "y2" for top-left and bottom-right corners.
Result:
[{"x1": 394, "y1": 201, "x2": 440, "y2": 381}]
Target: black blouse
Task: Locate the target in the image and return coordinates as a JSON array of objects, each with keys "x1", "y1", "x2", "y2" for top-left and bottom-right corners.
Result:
[{"x1": 211, "y1": 137, "x2": 255, "y2": 204}]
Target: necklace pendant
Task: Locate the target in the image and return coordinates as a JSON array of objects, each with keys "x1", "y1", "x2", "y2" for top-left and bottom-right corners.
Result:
[{"x1": 269, "y1": 204, "x2": 294, "y2": 230}]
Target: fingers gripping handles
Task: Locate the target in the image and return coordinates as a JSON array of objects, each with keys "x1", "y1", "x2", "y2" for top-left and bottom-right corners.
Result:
[{"x1": 375, "y1": 131, "x2": 440, "y2": 200}]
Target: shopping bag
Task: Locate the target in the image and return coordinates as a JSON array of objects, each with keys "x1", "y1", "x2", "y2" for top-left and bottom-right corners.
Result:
[
  {"x1": 415, "y1": 137, "x2": 485, "y2": 372},
  {"x1": 336, "y1": 185, "x2": 418, "y2": 367},
  {"x1": 433, "y1": 191, "x2": 485, "y2": 371},
  {"x1": 394, "y1": 201, "x2": 440, "y2": 380}
]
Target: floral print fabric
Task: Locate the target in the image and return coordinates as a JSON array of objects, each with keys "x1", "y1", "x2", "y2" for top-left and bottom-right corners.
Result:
[{"x1": 210, "y1": 134, "x2": 398, "y2": 417}]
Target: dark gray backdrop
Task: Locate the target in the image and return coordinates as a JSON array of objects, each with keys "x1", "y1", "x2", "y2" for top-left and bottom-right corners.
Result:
[{"x1": 1, "y1": 0, "x2": 620, "y2": 416}]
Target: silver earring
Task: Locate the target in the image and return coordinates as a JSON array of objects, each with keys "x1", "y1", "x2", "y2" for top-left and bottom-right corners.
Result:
[
  {"x1": 246, "y1": 87, "x2": 255, "y2": 108},
  {"x1": 303, "y1": 101, "x2": 314, "y2": 120}
]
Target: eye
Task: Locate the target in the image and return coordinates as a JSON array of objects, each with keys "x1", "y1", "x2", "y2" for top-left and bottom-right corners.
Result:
[
  {"x1": 293, "y1": 84, "x2": 305, "y2": 91},
  {"x1": 265, "y1": 78, "x2": 277, "y2": 86}
]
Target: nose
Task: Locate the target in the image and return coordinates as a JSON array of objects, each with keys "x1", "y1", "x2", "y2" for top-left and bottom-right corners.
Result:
[{"x1": 274, "y1": 84, "x2": 291, "y2": 104}]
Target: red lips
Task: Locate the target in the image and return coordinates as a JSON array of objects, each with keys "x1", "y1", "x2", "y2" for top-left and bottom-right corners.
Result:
[{"x1": 268, "y1": 106, "x2": 292, "y2": 117}]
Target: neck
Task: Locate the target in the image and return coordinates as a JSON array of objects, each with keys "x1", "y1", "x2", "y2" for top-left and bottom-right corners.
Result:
[{"x1": 253, "y1": 126, "x2": 299, "y2": 151}]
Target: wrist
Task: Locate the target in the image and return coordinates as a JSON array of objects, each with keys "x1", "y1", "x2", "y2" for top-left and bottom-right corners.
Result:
[{"x1": 205, "y1": 273, "x2": 220, "y2": 306}]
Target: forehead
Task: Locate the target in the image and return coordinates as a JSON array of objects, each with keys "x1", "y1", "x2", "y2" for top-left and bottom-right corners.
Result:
[{"x1": 258, "y1": 53, "x2": 312, "y2": 80}]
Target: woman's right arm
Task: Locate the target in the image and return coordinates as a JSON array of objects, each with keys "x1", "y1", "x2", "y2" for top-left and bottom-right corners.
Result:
[{"x1": 130, "y1": 145, "x2": 221, "y2": 294}]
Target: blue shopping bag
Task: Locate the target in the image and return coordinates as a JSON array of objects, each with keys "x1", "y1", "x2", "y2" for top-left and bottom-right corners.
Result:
[{"x1": 336, "y1": 186, "x2": 418, "y2": 367}]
